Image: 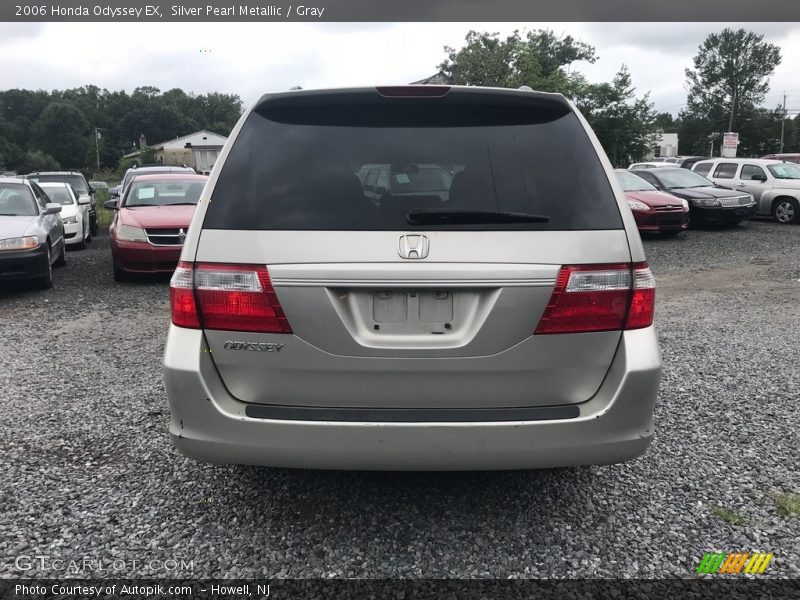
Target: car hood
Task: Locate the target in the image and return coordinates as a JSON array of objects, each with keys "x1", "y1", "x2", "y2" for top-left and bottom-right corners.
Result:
[
  {"x1": 624, "y1": 190, "x2": 686, "y2": 208},
  {"x1": 0, "y1": 216, "x2": 38, "y2": 239},
  {"x1": 666, "y1": 186, "x2": 744, "y2": 200},
  {"x1": 119, "y1": 205, "x2": 197, "y2": 228}
]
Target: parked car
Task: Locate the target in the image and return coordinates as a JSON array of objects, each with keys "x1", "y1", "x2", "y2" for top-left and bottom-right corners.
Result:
[
  {"x1": 26, "y1": 171, "x2": 98, "y2": 236},
  {"x1": 111, "y1": 164, "x2": 196, "y2": 199},
  {"x1": 163, "y1": 85, "x2": 661, "y2": 471},
  {"x1": 357, "y1": 163, "x2": 454, "y2": 204},
  {"x1": 691, "y1": 158, "x2": 800, "y2": 224},
  {"x1": 0, "y1": 177, "x2": 66, "y2": 288},
  {"x1": 630, "y1": 167, "x2": 755, "y2": 227},
  {"x1": 761, "y1": 153, "x2": 800, "y2": 164},
  {"x1": 615, "y1": 170, "x2": 689, "y2": 236},
  {"x1": 628, "y1": 162, "x2": 676, "y2": 169},
  {"x1": 89, "y1": 180, "x2": 109, "y2": 191},
  {"x1": 672, "y1": 156, "x2": 709, "y2": 169},
  {"x1": 38, "y1": 181, "x2": 91, "y2": 249},
  {"x1": 106, "y1": 173, "x2": 207, "y2": 281}
]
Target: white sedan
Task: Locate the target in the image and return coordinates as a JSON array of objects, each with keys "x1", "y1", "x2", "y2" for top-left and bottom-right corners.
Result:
[{"x1": 38, "y1": 181, "x2": 91, "y2": 249}]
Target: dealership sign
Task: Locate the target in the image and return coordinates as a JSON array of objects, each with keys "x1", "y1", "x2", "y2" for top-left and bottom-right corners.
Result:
[{"x1": 721, "y1": 132, "x2": 739, "y2": 158}]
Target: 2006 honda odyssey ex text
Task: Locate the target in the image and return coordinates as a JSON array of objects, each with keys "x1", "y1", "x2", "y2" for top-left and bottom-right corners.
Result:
[{"x1": 163, "y1": 85, "x2": 661, "y2": 470}]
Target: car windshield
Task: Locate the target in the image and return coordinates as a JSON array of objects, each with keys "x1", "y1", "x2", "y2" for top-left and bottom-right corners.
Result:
[
  {"x1": 0, "y1": 183, "x2": 37, "y2": 216},
  {"x1": 29, "y1": 174, "x2": 88, "y2": 195},
  {"x1": 616, "y1": 171, "x2": 656, "y2": 192},
  {"x1": 767, "y1": 163, "x2": 800, "y2": 179},
  {"x1": 654, "y1": 169, "x2": 712, "y2": 189},
  {"x1": 40, "y1": 185, "x2": 75, "y2": 205},
  {"x1": 124, "y1": 179, "x2": 206, "y2": 207},
  {"x1": 124, "y1": 168, "x2": 191, "y2": 191}
]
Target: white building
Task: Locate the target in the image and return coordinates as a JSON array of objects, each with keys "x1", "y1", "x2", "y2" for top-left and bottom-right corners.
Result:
[
  {"x1": 125, "y1": 130, "x2": 228, "y2": 174},
  {"x1": 648, "y1": 133, "x2": 679, "y2": 158}
]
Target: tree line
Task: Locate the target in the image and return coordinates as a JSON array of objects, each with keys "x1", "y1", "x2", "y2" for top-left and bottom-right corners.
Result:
[
  {"x1": 0, "y1": 86, "x2": 243, "y2": 175},
  {"x1": 440, "y1": 28, "x2": 795, "y2": 163},
  {"x1": 0, "y1": 27, "x2": 794, "y2": 176}
]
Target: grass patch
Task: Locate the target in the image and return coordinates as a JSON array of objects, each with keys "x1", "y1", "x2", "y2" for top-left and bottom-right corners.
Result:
[
  {"x1": 775, "y1": 493, "x2": 800, "y2": 517},
  {"x1": 710, "y1": 505, "x2": 745, "y2": 526},
  {"x1": 94, "y1": 189, "x2": 114, "y2": 229}
]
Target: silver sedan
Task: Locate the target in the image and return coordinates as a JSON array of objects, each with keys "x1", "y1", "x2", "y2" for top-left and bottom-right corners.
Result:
[{"x1": 0, "y1": 177, "x2": 66, "y2": 289}]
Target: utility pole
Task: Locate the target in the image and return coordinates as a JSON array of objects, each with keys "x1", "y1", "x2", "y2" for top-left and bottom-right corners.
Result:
[
  {"x1": 727, "y1": 88, "x2": 736, "y2": 132},
  {"x1": 780, "y1": 91, "x2": 787, "y2": 153},
  {"x1": 94, "y1": 127, "x2": 102, "y2": 172}
]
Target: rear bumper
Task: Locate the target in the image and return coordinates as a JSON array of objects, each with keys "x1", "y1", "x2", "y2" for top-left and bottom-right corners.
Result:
[
  {"x1": 0, "y1": 245, "x2": 49, "y2": 281},
  {"x1": 162, "y1": 326, "x2": 662, "y2": 470},
  {"x1": 111, "y1": 239, "x2": 181, "y2": 273}
]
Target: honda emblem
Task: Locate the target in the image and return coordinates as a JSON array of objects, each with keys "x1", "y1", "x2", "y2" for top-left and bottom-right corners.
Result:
[{"x1": 398, "y1": 234, "x2": 429, "y2": 259}]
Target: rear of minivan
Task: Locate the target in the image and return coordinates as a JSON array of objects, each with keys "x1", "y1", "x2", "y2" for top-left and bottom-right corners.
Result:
[{"x1": 163, "y1": 86, "x2": 661, "y2": 470}]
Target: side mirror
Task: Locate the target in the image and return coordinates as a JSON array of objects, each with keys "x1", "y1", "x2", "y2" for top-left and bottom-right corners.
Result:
[
  {"x1": 751, "y1": 174, "x2": 767, "y2": 181},
  {"x1": 110, "y1": 187, "x2": 120, "y2": 198},
  {"x1": 78, "y1": 197, "x2": 91, "y2": 205},
  {"x1": 44, "y1": 203, "x2": 62, "y2": 215},
  {"x1": 89, "y1": 185, "x2": 96, "y2": 194},
  {"x1": 104, "y1": 199, "x2": 119, "y2": 210},
  {"x1": 375, "y1": 186, "x2": 389, "y2": 195}
]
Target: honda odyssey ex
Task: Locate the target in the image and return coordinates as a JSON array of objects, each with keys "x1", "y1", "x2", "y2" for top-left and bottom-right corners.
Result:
[{"x1": 163, "y1": 86, "x2": 662, "y2": 470}]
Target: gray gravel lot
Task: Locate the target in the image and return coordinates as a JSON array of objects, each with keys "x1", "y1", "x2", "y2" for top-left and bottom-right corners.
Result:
[{"x1": 0, "y1": 220, "x2": 798, "y2": 579}]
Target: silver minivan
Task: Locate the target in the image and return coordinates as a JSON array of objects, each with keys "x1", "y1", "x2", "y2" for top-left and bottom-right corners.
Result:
[{"x1": 163, "y1": 86, "x2": 661, "y2": 470}]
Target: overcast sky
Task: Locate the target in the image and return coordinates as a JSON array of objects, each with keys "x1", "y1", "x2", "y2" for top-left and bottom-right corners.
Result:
[{"x1": 0, "y1": 22, "x2": 797, "y2": 115}]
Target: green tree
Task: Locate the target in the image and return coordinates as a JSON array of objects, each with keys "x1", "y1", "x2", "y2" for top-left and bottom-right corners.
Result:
[
  {"x1": 681, "y1": 28, "x2": 781, "y2": 154},
  {"x1": 439, "y1": 29, "x2": 595, "y2": 96},
  {"x1": 33, "y1": 101, "x2": 90, "y2": 168},
  {"x1": 576, "y1": 67, "x2": 658, "y2": 166}
]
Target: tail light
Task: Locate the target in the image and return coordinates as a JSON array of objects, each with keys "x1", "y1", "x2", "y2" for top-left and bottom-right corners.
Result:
[
  {"x1": 170, "y1": 261, "x2": 292, "y2": 333},
  {"x1": 534, "y1": 262, "x2": 655, "y2": 335}
]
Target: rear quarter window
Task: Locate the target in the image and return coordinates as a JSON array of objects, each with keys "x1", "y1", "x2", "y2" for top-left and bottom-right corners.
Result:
[
  {"x1": 204, "y1": 98, "x2": 623, "y2": 231},
  {"x1": 692, "y1": 162, "x2": 713, "y2": 177}
]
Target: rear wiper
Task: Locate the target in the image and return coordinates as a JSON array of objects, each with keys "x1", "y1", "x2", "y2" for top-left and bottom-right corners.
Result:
[{"x1": 406, "y1": 209, "x2": 550, "y2": 225}]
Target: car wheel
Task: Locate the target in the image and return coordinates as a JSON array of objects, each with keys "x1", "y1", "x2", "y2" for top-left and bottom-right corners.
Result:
[
  {"x1": 76, "y1": 231, "x2": 87, "y2": 250},
  {"x1": 35, "y1": 245, "x2": 53, "y2": 289},
  {"x1": 773, "y1": 198, "x2": 799, "y2": 224},
  {"x1": 54, "y1": 243, "x2": 67, "y2": 267},
  {"x1": 113, "y1": 262, "x2": 129, "y2": 282},
  {"x1": 85, "y1": 221, "x2": 92, "y2": 243},
  {"x1": 90, "y1": 216, "x2": 98, "y2": 236}
]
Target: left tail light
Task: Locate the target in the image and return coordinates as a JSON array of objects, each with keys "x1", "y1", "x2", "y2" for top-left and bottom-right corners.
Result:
[
  {"x1": 170, "y1": 261, "x2": 292, "y2": 333},
  {"x1": 534, "y1": 262, "x2": 655, "y2": 334}
]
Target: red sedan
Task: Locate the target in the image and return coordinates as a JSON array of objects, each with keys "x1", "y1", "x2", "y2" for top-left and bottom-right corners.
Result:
[
  {"x1": 107, "y1": 174, "x2": 207, "y2": 281},
  {"x1": 615, "y1": 169, "x2": 689, "y2": 236}
]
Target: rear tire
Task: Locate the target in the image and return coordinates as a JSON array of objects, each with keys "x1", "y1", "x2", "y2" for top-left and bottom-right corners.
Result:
[
  {"x1": 773, "y1": 198, "x2": 799, "y2": 224},
  {"x1": 35, "y1": 245, "x2": 53, "y2": 290}
]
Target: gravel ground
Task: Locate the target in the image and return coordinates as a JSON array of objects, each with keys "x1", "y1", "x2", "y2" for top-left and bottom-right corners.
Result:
[{"x1": 0, "y1": 220, "x2": 798, "y2": 579}]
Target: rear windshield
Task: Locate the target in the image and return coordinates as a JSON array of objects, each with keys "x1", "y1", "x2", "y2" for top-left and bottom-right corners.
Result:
[{"x1": 204, "y1": 101, "x2": 623, "y2": 231}]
